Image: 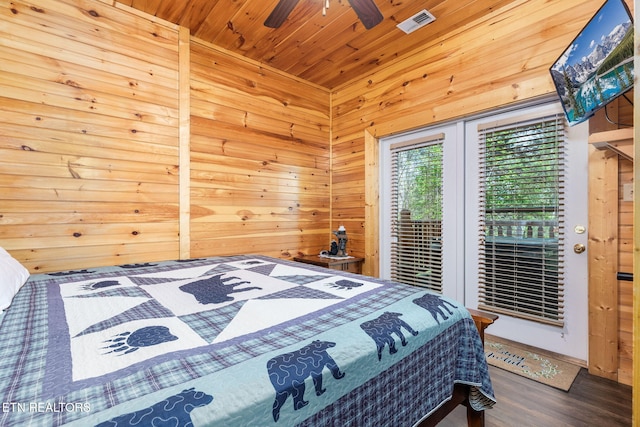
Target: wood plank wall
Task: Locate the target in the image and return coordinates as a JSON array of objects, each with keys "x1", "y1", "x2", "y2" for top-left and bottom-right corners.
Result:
[
  {"x1": 596, "y1": 96, "x2": 634, "y2": 386},
  {"x1": 330, "y1": 0, "x2": 633, "y2": 277},
  {"x1": 587, "y1": 96, "x2": 633, "y2": 385},
  {"x1": 0, "y1": 0, "x2": 181, "y2": 272},
  {"x1": 188, "y1": 40, "x2": 330, "y2": 259},
  {"x1": 0, "y1": 0, "x2": 330, "y2": 273}
]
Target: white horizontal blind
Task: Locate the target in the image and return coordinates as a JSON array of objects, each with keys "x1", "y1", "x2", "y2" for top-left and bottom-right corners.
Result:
[
  {"x1": 477, "y1": 114, "x2": 566, "y2": 326},
  {"x1": 390, "y1": 135, "x2": 444, "y2": 292}
]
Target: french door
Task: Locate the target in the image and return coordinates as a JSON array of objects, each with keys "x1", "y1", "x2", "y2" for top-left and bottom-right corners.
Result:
[
  {"x1": 465, "y1": 103, "x2": 588, "y2": 360},
  {"x1": 380, "y1": 101, "x2": 589, "y2": 360},
  {"x1": 380, "y1": 122, "x2": 464, "y2": 302}
]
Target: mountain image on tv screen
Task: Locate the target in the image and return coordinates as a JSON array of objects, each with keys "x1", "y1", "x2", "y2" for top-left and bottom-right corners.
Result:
[{"x1": 549, "y1": 0, "x2": 634, "y2": 126}]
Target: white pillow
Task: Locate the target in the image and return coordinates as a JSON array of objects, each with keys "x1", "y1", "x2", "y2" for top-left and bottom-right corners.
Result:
[{"x1": 0, "y1": 248, "x2": 30, "y2": 311}]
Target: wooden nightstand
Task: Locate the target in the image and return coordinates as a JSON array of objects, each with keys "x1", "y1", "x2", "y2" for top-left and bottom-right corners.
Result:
[{"x1": 293, "y1": 255, "x2": 364, "y2": 274}]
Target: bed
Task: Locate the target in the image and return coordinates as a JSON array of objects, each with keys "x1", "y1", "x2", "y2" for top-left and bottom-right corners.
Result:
[{"x1": 0, "y1": 253, "x2": 495, "y2": 426}]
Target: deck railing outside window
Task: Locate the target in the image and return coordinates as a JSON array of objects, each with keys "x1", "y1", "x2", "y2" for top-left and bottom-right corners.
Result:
[
  {"x1": 394, "y1": 212, "x2": 442, "y2": 292},
  {"x1": 477, "y1": 113, "x2": 566, "y2": 326},
  {"x1": 481, "y1": 208, "x2": 561, "y2": 325}
]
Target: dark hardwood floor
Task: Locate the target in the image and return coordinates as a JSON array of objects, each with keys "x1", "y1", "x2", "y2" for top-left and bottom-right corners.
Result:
[{"x1": 438, "y1": 366, "x2": 632, "y2": 426}]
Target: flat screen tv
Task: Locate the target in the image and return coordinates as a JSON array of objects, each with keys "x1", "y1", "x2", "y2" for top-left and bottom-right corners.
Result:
[{"x1": 549, "y1": 0, "x2": 634, "y2": 126}]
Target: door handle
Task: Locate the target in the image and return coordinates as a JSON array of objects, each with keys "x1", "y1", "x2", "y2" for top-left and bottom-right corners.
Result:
[{"x1": 573, "y1": 243, "x2": 586, "y2": 254}]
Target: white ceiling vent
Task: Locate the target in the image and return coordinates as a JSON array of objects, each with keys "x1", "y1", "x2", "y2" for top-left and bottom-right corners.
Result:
[{"x1": 396, "y1": 9, "x2": 436, "y2": 34}]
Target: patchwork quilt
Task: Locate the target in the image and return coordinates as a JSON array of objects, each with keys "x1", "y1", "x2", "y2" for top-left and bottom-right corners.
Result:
[{"x1": 0, "y1": 255, "x2": 495, "y2": 426}]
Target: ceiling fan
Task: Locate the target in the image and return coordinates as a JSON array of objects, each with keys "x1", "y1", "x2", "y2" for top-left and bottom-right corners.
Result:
[{"x1": 264, "y1": 0, "x2": 384, "y2": 30}]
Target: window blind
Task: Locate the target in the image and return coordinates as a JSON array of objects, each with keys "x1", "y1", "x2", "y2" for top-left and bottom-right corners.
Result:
[
  {"x1": 477, "y1": 114, "x2": 566, "y2": 326},
  {"x1": 390, "y1": 134, "x2": 444, "y2": 292}
]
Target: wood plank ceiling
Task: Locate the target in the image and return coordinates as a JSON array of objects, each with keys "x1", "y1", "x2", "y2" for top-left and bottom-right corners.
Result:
[{"x1": 116, "y1": 0, "x2": 518, "y2": 89}]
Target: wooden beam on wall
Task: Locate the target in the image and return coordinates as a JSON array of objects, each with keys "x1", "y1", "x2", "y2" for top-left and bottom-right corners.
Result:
[
  {"x1": 634, "y1": 117, "x2": 639, "y2": 426},
  {"x1": 179, "y1": 26, "x2": 191, "y2": 259},
  {"x1": 587, "y1": 145, "x2": 619, "y2": 381},
  {"x1": 632, "y1": 1, "x2": 639, "y2": 422},
  {"x1": 364, "y1": 130, "x2": 379, "y2": 277}
]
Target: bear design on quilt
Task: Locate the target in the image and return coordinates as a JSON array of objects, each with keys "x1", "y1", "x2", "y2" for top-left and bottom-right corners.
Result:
[
  {"x1": 360, "y1": 311, "x2": 419, "y2": 360},
  {"x1": 327, "y1": 279, "x2": 363, "y2": 290},
  {"x1": 119, "y1": 262, "x2": 158, "y2": 269},
  {"x1": 179, "y1": 273, "x2": 261, "y2": 304},
  {"x1": 267, "y1": 340, "x2": 345, "y2": 422},
  {"x1": 103, "y1": 325, "x2": 178, "y2": 355},
  {"x1": 95, "y1": 387, "x2": 213, "y2": 427},
  {"x1": 412, "y1": 293, "x2": 458, "y2": 324},
  {"x1": 47, "y1": 269, "x2": 93, "y2": 276},
  {"x1": 81, "y1": 280, "x2": 121, "y2": 291}
]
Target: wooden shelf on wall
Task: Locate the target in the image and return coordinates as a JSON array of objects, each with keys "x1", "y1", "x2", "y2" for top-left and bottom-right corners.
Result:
[{"x1": 588, "y1": 128, "x2": 634, "y2": 161}]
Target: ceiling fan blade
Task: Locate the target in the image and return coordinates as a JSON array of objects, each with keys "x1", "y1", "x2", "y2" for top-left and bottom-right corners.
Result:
[
  {"x1": 348, "y1": 0, "x2": 383, "y2": 29},
  {"x1": 264, "y1": 0, "x2": 300, "y2": 28}
]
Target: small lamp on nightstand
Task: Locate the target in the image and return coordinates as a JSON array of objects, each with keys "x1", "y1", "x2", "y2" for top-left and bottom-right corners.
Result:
[{"x1": 332, "y1": 225, "x2": 348, "y2": 257}]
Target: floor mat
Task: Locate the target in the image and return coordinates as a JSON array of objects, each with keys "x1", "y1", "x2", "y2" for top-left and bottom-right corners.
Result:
[{"x1": 484, "y1": 336, "x2": 581, "y2": 391}]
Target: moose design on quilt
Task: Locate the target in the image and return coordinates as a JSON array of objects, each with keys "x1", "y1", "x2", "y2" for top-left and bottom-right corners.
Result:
[{"x1": 267, "y1": 340, "x2": 345, "y2": 422}]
